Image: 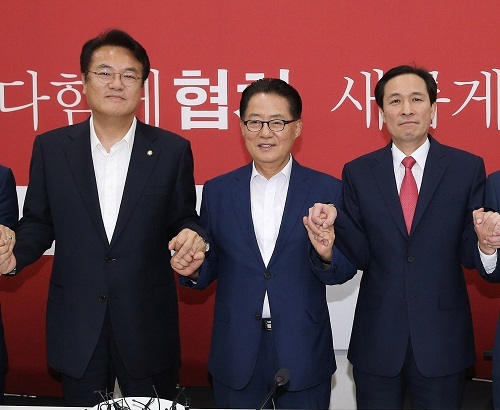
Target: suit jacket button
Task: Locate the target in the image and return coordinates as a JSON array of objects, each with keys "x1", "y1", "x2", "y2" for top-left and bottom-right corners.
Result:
[
  {"x1": 255, "y1": 314, "x2": 262, "y2": 320},
  {"x1": 98, "y1": 295, "x2": 107, "y2": 302},
  {"x1": 407, "y1": 256, "x2": 415, "y2": 263},
  {"x1": 264, "y1": 272, "x2": 271, "y2": 279},
  {"x1": 105, "y1": 256, "x2": 116, "y2": 263}
]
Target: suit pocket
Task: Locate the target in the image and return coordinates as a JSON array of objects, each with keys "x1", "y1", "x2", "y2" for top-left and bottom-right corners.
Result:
[
  {"x1": 306, "y1": 304, "x2": 330, "y2": 323},
  {"x1": 439, "y1": 287, "x2": 468, "y2": 310}
]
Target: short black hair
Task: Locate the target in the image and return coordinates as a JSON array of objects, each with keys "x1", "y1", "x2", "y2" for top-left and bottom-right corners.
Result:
[
  {"x1": 80, "y1": 29, "x2": 150, "y2": 84},
  {"x1": 374, "y1": 65, "x2": 437, "y2": 108},
  {"x1": 239, "y1": 78, "x2": 302, "y2": 119}
]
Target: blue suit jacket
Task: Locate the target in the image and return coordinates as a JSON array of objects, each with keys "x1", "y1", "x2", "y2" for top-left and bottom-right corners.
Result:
[
  {"x1": 13, "y1": 119, "x2": 204, "y2": 379},
  {"x1": 339, "y1": 136, "x2": 485, "y2": 378},
  {"x1": 182, "y1": 159, "x2": 358, "y2": 391},
  {"x1": 480, "y1": 171, "x2": 500, "y2": 408}
]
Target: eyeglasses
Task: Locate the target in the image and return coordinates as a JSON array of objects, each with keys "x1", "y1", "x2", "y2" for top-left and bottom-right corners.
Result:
[
  {"x1": 88, "y1": 70, "x2": 142, "y2": 86},
  {"x1": 243, "y1": 119, "x2": 299, "y2": 132}
]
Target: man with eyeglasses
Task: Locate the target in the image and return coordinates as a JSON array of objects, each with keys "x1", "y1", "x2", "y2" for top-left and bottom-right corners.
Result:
[
  {"x1": 170, "y1": 78, "x2": 359, "y2": 409},
  {"x1": 0, "y1": 29, "x2": 206, "y2": 406}
]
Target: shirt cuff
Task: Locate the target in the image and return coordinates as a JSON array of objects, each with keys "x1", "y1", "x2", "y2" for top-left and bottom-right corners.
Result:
[{"x1": 478, "y1": 243, "x2": 498, "y2": 274}]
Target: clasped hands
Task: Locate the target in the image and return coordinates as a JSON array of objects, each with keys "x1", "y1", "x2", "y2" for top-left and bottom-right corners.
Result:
[
  {"x1": 3, "y1": 207, "x2": 491, "y2": 276},
  {"x1": 0, "y1": 207, "x2": 337, "y2": 278},
  {"x1": 473, "y1": 208, "x2": 500, "y2": 255},
  {"x1": 305, "y1": 205, "x2": 500, "y2": 260},
  {"x1": 168, "y1": 228, "x2": 206, "y2": 278},
  {"x1": 303, "y1": 203, "x2": 337, "y2": 264},
  {"x1": 0, "y1": 225, "x2": 16, "y2": 275},
  {"x1": 170, "y1": 203, "x2": 337, "y2": 277}
]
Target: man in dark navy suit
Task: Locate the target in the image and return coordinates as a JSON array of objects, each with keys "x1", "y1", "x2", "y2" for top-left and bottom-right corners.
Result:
[
  {"x1": 0, "y1": 30, "x2": 206, "y2": 406},
  {"x1": 308, "y1": 65, "x2": 487, "y2": 409},
  {"x1": 0, "y1": 164, "x2": 18, "y2": 404},
  {"x1": 171, "y1": 78, "x2": 360, "y2": 409}
]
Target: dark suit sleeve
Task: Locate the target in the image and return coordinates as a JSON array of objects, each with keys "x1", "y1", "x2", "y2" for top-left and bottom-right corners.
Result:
[
  {"x1": 179, "y1": 182, "x2": 217, "y2": 290},
  {"x1": 309, "y1": 183, "x2": 358, "y2": 284},
  {"x1": 167, "y1": 140, "x2": 207, "y2": 239},
  {"x1": 331, "y1": 163, "x2": 370, "y2": 270},
  {"x1": 485, "y1": 172, "x2": 500, "y2": 211},
  {"x1": 459, "y1": 157, "x2": 487, "y2": 273},
  {"x1": 0, "y1": 166, "x2": 18, "y2": 230},
  {"x1": 14, "y1": 136, "x2": 55, "y2": 271}
]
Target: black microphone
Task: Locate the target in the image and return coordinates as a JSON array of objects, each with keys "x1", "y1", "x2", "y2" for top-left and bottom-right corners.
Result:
[
  {"x1": 256, "y1": 368, "x2": 290, "y2": 410},
  {"x1": 170, "y1": 385, "x2": 185, "y2": 410}
]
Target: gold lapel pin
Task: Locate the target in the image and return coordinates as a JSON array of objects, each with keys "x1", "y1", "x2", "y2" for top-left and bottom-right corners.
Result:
[{"x1": 147, "y1": 150, "x2": 153, "y2": 156}]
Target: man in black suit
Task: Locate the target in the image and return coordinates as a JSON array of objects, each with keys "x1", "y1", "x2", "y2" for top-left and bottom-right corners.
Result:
[
  {"x1": 0, "y1": 164, "x2": 18, "y2": 404},
  {"x1": 307, "y1": 65, "x2": 487, "y2": 409},
  {"x1": 0, "y1": 30, "x2": 206, "y2": 406}
]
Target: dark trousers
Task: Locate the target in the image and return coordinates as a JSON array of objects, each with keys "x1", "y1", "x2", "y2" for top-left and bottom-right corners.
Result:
[
  {"x1": 61, "y1": 308, "x2": 178, "y2": 407},
  {"x1": 0, "y1": 306, "x2": 7, "y2": 405},
  {"x1": 213, "y1": 326, "x2": 331, "y2": 409},
  {"x1": 354, "y1": 339, "x2": 465, "y2": 409}
]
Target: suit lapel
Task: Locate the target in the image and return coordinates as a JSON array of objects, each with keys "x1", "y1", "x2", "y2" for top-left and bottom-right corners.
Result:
[
  {"x1": 411, "y1": 137, "x2": 447, "y2": 234},
  {"x1": 375, "y1": 137, "x2": 448, "y2": 237},
  {"x1": 110, "y1": 121, "x2": 159, "y2": 247},
  {"x1": 63, "y1": 120, "x2": 108, "y2": 246},
  {"x1": 372, "y1": 144, "x2": 409, "y2": 238},
  {"x1": 230, "y1": 160, "x2": 311, "y2": 269},
  {"x1": 268, "y1": 160, "x2": 309, "y2": 268},
  {"x1": 231, "y1": 165, "x2": 266, "y2": 269}
]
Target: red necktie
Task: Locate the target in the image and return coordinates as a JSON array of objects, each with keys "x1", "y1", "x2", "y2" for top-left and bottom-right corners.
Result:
[{"x1": 400, "y1": 156, "x2": 418, "y2": 234}]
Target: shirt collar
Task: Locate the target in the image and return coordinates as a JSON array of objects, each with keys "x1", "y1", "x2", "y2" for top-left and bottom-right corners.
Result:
[
  {"x1": 392, "y1": 137, "x2": 430, "y2": 170},
  {"x1": 251, "y1": 155, "x2": 293, "y2": 181},
  {"x1": 89, "y1": 116, "x2": 137, "y2": 153}
]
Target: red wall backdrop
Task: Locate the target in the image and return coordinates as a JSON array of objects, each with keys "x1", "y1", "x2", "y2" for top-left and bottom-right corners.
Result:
[{"x1": 1, "y1": 0, "x2": 500, "y2": 396}]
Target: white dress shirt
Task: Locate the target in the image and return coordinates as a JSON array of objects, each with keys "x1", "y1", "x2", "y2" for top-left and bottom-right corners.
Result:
[
  {"x1": 391, "y1": 138, "x2": 497, "y2": 272},
  {"x1": 392, "y1": 139, "x2": 428, "y2": 195},
  {"x1": 250, "y1": 156, "x2": 293, "y2": 318},
  {"x1": 90, "y1": 116, "x2": 136, "y2": 242}
]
